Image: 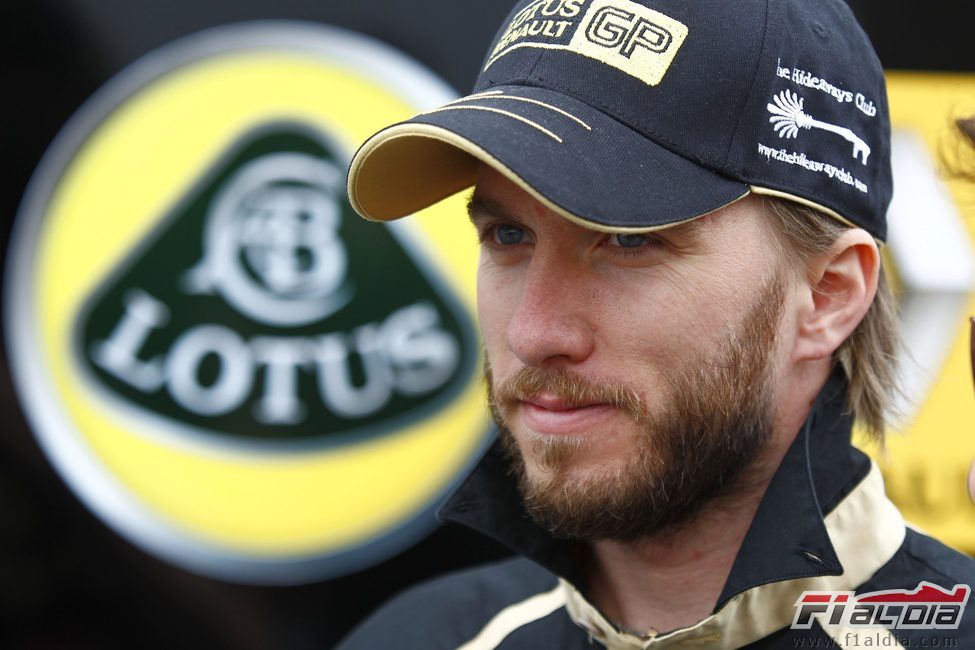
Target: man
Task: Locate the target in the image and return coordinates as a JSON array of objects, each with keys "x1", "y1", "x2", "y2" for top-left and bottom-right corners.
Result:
[{"x1": 339, "y1": 0, "x2": 975, "y2": 647}]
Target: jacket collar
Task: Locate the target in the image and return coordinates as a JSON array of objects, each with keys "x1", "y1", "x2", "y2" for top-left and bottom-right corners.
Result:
[{"x1": 439, "y1": 370, "x2": 872, "y2": 602}]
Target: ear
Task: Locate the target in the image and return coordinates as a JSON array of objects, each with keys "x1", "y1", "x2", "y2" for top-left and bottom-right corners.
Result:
[{"x1": 793, "y1": 229, "x2": 880, "y2": 362}]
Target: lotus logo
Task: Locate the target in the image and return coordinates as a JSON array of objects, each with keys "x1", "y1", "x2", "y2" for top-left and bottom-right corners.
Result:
[
  {"x1": 183, "y1": 153, "x2": 353, "y2": 327},
  {"x1": 5, "y1": 22, "x2": 488, "y2": 584},
  {"x1": 78, "y1": 124, "x2": 477, "y2": 443}
]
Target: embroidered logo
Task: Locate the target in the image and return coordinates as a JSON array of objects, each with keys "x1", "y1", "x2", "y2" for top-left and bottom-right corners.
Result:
[
  {"x1": 487, "y1": 0, "x2": 688, "y2": 87},
  {"x1": 768, "y1": 90, "x2": 871, "y2": 165}
]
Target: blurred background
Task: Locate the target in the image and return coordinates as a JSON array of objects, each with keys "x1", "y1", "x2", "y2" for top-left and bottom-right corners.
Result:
[{"x1": 2, "y1": 1, "x2": 974, "y2": 648}]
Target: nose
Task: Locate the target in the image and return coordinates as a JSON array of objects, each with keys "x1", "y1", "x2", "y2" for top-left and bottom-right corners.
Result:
[{"x1": 505, "y1": 252, "x2": 596, "y2": 368}]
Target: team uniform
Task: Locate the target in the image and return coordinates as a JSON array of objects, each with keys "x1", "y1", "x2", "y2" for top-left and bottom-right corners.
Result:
[{"x1": 338, "y1": 374, "x2": 975, "y2": 648}]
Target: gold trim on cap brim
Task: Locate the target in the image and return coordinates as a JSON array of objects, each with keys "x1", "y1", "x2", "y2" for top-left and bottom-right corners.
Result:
[
  {"x1": 348, "y1": 122, "x2": 750, "y2": 235},
  {"x1": 748, "y1": 186, "x2": 861, "y2": 230}
]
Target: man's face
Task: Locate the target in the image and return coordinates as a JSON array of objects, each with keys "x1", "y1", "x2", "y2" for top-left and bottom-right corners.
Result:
[{"x1": 470, "y1": 167, "x2": 798, "y2": 541}]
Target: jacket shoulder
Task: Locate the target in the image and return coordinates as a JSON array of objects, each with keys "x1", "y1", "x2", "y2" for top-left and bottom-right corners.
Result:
[
  {"x1": 857, "y1": 528, "x2": 975, "y2": 645},
  {"x1": 863, "y1": 528, "x2": 975, "y2": 587},
  {"x1": 335, "y1": 557, "x2": 560, "y2": 650}
]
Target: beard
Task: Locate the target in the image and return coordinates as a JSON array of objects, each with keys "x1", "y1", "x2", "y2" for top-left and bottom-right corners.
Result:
[{"x1": 487, "y1": 273, "x2": 786, "y2": 543}]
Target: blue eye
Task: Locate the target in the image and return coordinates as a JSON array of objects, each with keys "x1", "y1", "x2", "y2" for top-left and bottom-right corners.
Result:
[
  {"x1": 612, "y1": 233, "x2": 652, "y2": 248},
  {"x1": 494, "y1": 225, "x2": 526, "y2": 245}
]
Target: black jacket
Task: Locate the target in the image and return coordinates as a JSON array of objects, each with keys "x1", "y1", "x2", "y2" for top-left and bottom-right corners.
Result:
[{"x1": 339, "y1": 374, "x2": 975, "y2": 648}]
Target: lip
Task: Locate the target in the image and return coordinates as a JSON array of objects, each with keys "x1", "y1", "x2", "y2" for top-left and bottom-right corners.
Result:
[{"x1": 519, "y1": 395, "x2": 617, "y2": 435}]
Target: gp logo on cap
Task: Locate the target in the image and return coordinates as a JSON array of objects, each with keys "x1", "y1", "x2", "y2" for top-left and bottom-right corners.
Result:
[
  {"x1": 487, "y1": 0, "x2": 688, "y2": 87},
  {"x1": 5, "y1": 22, "x2": 488, "y2": 584}
]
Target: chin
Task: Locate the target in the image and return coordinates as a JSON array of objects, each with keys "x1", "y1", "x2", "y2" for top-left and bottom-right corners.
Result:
[{"x1": 521, "y1": 434, "x2": 630, "y2": 481}]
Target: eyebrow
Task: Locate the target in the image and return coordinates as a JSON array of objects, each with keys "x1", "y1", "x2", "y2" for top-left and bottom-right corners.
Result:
[
  {"x1": 467, "y1": 195, "x2": 709, "y2": 245},
  {"x1": 466, "y1": 196, "x2": 517, "y2": 224}
]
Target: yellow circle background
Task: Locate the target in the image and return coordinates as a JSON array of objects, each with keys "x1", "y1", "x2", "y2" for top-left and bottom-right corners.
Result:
[{"x1": 37, "y1": 51, "x2": 487, "y2": 556}]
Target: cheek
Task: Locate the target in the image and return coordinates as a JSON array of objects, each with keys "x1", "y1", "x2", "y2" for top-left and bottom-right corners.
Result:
[
  {"x1": 673, "y1": 273, "x2": 763, "y2": 336},
  {"x1": 604, "y1": 279, "x2": 738, "y2": 361},
  {"x1": 477, "y1": 267, "x2": 516, "y2": 364}
]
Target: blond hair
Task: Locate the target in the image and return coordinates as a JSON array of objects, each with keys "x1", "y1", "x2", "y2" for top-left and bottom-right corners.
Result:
[
  {"x1": 944, "y1": 117, "x2": 975, "y2": 182},
  {"x1": 765, "y1": 197, "x2": 901, "y2": 442}
]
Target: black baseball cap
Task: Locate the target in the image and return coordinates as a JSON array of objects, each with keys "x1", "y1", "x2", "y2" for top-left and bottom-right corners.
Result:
[{"x1": 348, "y1": 0, "x2": 891, "y2": 240}]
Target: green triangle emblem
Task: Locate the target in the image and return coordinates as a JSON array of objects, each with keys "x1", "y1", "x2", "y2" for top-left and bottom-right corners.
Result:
[{"x1": 76, "y1": 123, "x2": 478, "y2": 447}]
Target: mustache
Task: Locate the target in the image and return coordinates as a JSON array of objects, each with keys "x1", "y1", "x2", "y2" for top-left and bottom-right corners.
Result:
[{"x1": 489, "y1": 366, "x2": 650, "y2": 424}]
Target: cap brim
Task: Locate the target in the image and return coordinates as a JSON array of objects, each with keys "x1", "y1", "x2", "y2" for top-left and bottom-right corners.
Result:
[{"x1": 348, "y1": 86, "x2": 749, "y2": 233}]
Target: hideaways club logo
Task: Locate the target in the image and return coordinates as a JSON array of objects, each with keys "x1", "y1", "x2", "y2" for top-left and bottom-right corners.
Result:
[
  {"x1": 5, "y1": 23, "x2": 488, "y2": 584},
  {"x1": 758, "y1": 59, "x2": 880, "y2": 199}
]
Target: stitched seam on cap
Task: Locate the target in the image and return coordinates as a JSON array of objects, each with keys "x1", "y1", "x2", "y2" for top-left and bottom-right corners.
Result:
[
  {"x1": 724, "y1": 0, "x2": 774, "y2": 171},
  {"x1": 526, "y1": 49, "x2": 545, "y2": 79}
]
